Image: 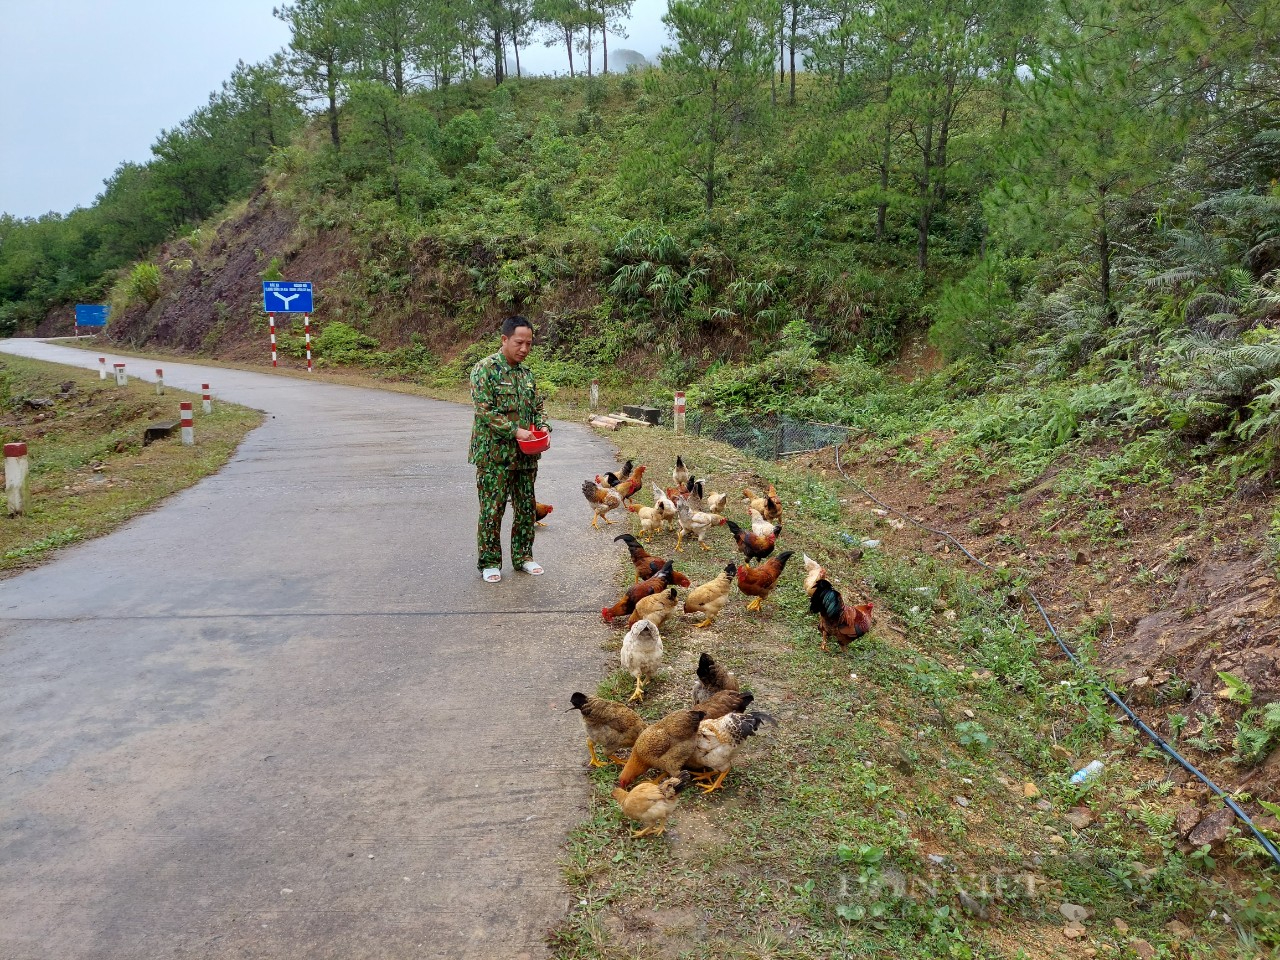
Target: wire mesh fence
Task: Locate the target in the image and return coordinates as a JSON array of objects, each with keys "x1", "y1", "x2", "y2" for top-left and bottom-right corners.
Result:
[{"x1": 641, "y1": 401, "x2": 852, "y2": 461}]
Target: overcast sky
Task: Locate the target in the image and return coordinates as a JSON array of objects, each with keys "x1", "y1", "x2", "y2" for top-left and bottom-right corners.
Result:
[{"x1": 0, "y1": 0, "x2": 671, "y2": 220}]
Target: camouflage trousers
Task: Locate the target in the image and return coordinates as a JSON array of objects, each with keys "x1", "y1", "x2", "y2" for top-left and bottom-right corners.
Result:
[{"x1": 476, "y1": 464, "x2": 537, "y2": 571}]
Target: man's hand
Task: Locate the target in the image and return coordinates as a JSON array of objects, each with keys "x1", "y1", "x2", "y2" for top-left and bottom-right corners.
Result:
[{"x1": 515, "y1": 427, "x2": 534, "y2": 442}]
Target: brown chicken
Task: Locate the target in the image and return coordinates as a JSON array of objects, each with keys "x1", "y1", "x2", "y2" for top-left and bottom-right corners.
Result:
[
  {"x1": 629, "y1": 586, "x2": 680, "y2": 629},
  {"x1": 684, "y1": 563, "x2": 737, "y2": 628},
  {"x1": 736, "y1": 550, "x2": 794, "y2": 612},
  {"x1": 617, "y1": 708, "x2": 706, "y2": 789},
  {"x1": 672, "y1": 456, "x2": 691, "y2": 488},
  {"x1": 692, "y1": 652, "x2": 740, "y2": 704},
  {"x1": 569, "y1": 692, "x2": 647, "y2": 767},
  {"x1": 599, "y1": 459, "x2": 635, "y2": 487},
  {"x1": 602, "y1": 560, "x2": 675, "y2": 622},
  {"x1": 614, "y1": 534, "x2": 692, "y2": 588},
  {"x1": 535, "y1": 502, "x2": 554, "y2": 527},
  {"x1": 612, "y1": 772, "x2": 692, "y2": 837},
  {"x1": 697, "y1": 689, "x2": 754, "y2": 721},
  {"x1": 613, "y1": 465, "x2": 648, "y2": 504},
  {"x1": 809, "y1": 578, "x2": 875, "y2": 653},
  {"x1": 726, "y1": 518, "x2": 780, "y2": 563},
  {"x1": 743, "y1": 486, "x2": 783, "y2": 523},
  {"x1": 582, "y1": 480, "x2": 624, "y2": 528}
]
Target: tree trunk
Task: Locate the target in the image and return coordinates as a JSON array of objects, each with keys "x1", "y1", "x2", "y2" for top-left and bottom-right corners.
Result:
[
  {"x1": 493, "y1": 27, "x2": 504, "y2": 84},
  {"x1": 601, "y1": 1, "x2": 608, "y2": 73},
  {"x1": 563, "y1": 27, "x2": 575, "y2": 77},
  {"x1": 326, "y1": 60, "x2": 341, "y2": 149},
  {"x1": 916, "y1": 117, "x2": 935, "y2": 272},
  {"x1": 514, "y1": 39, "x2": 522, "y2": 78},
  {"x1": 788, "y1": 1, "x2": 798, "y2": 104},
  {"x1": 932, "y1": 71, "x2": 956, "y2": 212},
  {"x1": 1098, "y1": 185, "x2": 1114, "y2": 320}
]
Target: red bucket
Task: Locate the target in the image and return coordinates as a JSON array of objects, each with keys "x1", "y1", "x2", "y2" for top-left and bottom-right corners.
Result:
[{"x1": 517, "y1": 427, "x2": 550, "y2": 454}]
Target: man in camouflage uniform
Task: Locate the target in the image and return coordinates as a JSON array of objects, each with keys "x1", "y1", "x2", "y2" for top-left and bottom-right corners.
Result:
[{"x1": 469, "y1": 315, "x2": 550, "y2": 582}]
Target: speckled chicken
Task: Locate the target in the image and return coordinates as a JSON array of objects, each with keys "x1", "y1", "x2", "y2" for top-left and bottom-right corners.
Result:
[{"x1": 688, "y1": 710, "x2": 774, "y2": 793}]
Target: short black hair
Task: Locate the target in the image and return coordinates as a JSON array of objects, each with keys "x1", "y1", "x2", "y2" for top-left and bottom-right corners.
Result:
[{"x1": 502, "y1": 315, "x2": 533, "y2": 337}]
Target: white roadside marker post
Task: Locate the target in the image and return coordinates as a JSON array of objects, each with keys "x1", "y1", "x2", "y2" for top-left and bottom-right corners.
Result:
[
  {"x1": 99, "y1": 356, "x2": 107, "y2": 380},
  {"x1": 5, "y1": 442, "x2": 29, "y2": 516},
  {"x1": 305, "y1": 315, "x2": 313, "y2": 372},
  {"x1": 590, "y1": 379, "x2": 599, "y2": 413},
  {"x1": 674, "y1": 391, "x2": 686, "y2": 435},
  {"x1": 114, "y1": 363, "x2": 127, "y2": 386},
  {"x1": 156, "y1": 368, "x2": 165, "y2": 396},
  {"x1": 202, "y1": 384, "x2": 212, "y2": 415},
  {"x1": 180, "y1": 402, "x2": 194, "y2": 446}
]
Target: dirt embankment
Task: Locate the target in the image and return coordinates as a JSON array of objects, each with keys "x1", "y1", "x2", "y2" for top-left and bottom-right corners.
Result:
[{"x1": 816, "y1": 440, "x2": 1280, "y2": 799}]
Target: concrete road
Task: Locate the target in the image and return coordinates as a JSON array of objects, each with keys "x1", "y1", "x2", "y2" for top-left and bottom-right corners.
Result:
[{"x1": 0, "y1": 340, "x2": 621, "y2": 960}]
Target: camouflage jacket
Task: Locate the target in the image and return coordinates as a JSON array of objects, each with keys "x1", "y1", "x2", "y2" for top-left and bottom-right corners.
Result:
[{"x1": 468, "y1": 352, "x2": 548, "y2": 470}]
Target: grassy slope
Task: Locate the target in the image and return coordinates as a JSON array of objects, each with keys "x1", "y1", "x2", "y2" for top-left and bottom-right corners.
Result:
[
  {"x1": 0, "y1": 355, "x2": 262, "y2": 573},
  {"x1": 550, "y1": 428, "x2": 1277, "y2": 960}
]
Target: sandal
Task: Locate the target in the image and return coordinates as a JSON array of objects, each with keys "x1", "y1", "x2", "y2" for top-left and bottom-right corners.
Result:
[
  {"x1": 519, "y1": 560, "x2": 545, "y2": 576},
  {"x1": 482, "y1": 568, "x2": 502, "y2": 583}
]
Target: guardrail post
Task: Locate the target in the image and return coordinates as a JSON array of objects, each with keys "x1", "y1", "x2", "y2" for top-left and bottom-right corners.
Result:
[
  {"x1": 180, "y1": 402, "x2": 194, "y2": 446},
  {"x1": 202, "y1": 384, "x2": 212, "y2": 415},
  {"x1": 674, "y1": 391, "x2": 686, "y2": 435},
  {"x1": 5, "y1": 442, "x2": 29, "y2": 515}
]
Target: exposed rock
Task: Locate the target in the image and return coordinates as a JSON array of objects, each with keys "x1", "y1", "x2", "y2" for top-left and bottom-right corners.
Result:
[
  {"x1": 1165, "y1": 919, "x2": 1194, "y2": 939},
  {"x1": 1059, "y1": 902, "x2": 1089, "y2": 923},
  {"x1": 1187, "y1": 808, "x2": 1235, "y2": 847},
  {"x1": 1063, "y1": 922, "x2": 1087, "y2": 939},
  {"x1": 1131, "y1": 939, "x2": 1156, "y2": 960},
  {"x1": 1063, "y1": 807, "x2": 1095, "y2": 830},
  {"x1": 1175, "y1": 805, "x2": 1202, "y2": 838}
]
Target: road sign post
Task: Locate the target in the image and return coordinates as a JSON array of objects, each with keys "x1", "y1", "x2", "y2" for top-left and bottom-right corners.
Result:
[
  {"x1": 262, "y1": 282, "x2": 313, "y2": 370},
  {"x1": 75, "y1": 304, "x2": 109, "y2": 338}
]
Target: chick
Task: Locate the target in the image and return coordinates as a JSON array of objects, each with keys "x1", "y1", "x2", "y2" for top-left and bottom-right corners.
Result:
[
  {"x1": 684, "y1": 563, "x2": 737, "y2": 629},
  {"x1": 692, "y1": 652, "x2": 740, "y2": 705},
  {"x1": 620, "y1": 618, "x2": 663, "y2": 703},
  {"x1": 612, "y1": 771, "x2": 692, "y2": 837},
  {"x1": 689, "y1": 711, "x2": 774, "y2": 793},
  {"x1": 617, "y1": 709, "x2": 706, "y2": 789},
  {"x1": 569, "y1": 692, "x2": 647, "y2": 767},
  {"x1": 629, "y1": 587, "x2": 680, "y2": 630}
]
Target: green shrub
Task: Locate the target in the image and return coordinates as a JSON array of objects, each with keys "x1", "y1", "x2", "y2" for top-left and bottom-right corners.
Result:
[
  {"x1": 314, "y1": 321, "x2": 381, "y2": 366},
  {"x1": 126, "y1": 262, "x2": 162, "y2": 306}
]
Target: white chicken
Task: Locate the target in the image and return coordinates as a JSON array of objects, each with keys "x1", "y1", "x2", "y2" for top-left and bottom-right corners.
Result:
[
  {"x1": 620, "y1": 618, "x2": 663, "y2": 703},
  {"x1": 675, "y1": 499, "x2": 725, "y2": 552},
  {"x1": 802, "y1": 552, "x2": 827, "y2": 597},
  {"x1": 750, "y1": 507, "x2": 776, "y2": 538}
]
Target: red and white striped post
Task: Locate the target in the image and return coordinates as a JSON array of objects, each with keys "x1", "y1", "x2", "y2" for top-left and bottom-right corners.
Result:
[
  {"x1": 5, "y1": 442, "x2": 29, "y2": 516},
  {"x1": 155, "y1": 368, "x2": 164, "y2": 396},
  {"x1": 201, "y1": 384, "x2": 212, "y2": 415},
  {"x1": 269, "y1": 313, "x2": 278, "y2": 367},
  {"x1": 180, "y1": 402, "x2": 194, "y2": 446},
  {"x1": 99, "y1": 356, "x2": 107, "y2": 380},
  {"x1": 304, "y1": 314, "x2": 312, "y2": 372},
  {"x1": 113, "y1": 362, "x2": 127, "y2": 386},
  {"x1": 674, "y1": 391, "x2": 686, "y2": 435}
]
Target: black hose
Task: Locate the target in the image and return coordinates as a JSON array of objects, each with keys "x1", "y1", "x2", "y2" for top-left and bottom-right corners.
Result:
[{"x1": 832, "y1": 442, "x2": 1280, "y2": 870}]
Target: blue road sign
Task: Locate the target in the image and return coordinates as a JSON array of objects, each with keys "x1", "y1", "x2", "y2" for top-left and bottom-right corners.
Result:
[
  {"x1": 262, "y1": 281, "x2": 314, "y2": 314},
  {"x1": 75, "y1": 304, "x2": 109, "y2": 327}
]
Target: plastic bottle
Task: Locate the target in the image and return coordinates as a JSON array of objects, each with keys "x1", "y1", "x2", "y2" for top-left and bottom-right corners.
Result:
[{"x1": 1069, "y1": 760, "x2": 1104, "y2": 785}]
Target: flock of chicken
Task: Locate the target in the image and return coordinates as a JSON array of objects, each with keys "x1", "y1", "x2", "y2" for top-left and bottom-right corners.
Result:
[{"x1": 569, "y1": 456, "x2": 877, "y2": 838}]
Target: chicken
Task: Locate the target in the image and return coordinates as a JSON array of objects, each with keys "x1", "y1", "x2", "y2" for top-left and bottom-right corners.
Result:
[
  {"x1": 651, "y1": 483, "x2": 679, "y2": 525},
  {"x1": 597, "y1": 459, "x2": 635, "y2": 488},
  {"x1": 665, "y1": 476, "x2": 698, "y2": 503},
  {"x1": 614, "y1": 465, "x2": 648, "y2": 504},
  {"x1": 614, "y1": 534, "x2": 692, "y2": 587},
  {"x1": 726, "y1": 518, "x2": 780, "y2": 563},
  {"x1": 675, "y1": 499, "x2": 725, "y2": 552},
  {"x1": 582, "y1": 480, "x2": 624, "y2": 528},
  {"x1": 602, "y1": 560, "x2": 675, "y2": 622},
  {"x1": 809, "y1": 578, "x2": 875, "y2": 653},
  {"x1": 684, "y1": 563, "x2": 736, "y2": 628},
  {"x1": 696, "y1": 688, "x2": 754, "y2": 721},
  {"x1": 569, "y1": 692, "x2": 647, "y2": 767},
  {"x1": 750, "y1": 508, "x2": 775, "y2": 538},
  {"x1": 629, "y1": 586, "x2": 680, "y2": 630},
  {"x1": 802, "y1": 553, "x2": 827, "y2": 597},
  {"x1": 688, "y1": 711, "x2": 773, "y2": 793},
  {"x1": 625, "y1": 501, "x2": 666, "y2": 541},
  {"x1": 704, "y1": 490, "x2": 729, "y2": 514},
  {"x1": 617, "y1": 708, "x2": 706, "y2": 789},
  {"x1": 621, "y1": 618, "x2": 663, "y2": 703},
  {"x1": 672, "y1": 455, "x2": 691, "y2": 488},
  {"x1": 736, "y1": 550, "x2": 794, "y2": 612},
  {"x1": 743, "y1": 486, "x2": 783, "y2": 523},
  {"x1": 692, "y1": 651, "x2": 739, "y2": 705},
  {"x1": 612, "y1": 772, "x2": 692, "y2": 837},
  {"x1": 535, "y1": 502, "x2": 554, "y2": 527}
]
